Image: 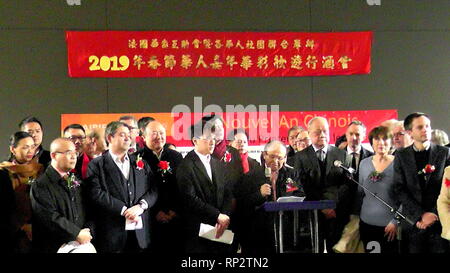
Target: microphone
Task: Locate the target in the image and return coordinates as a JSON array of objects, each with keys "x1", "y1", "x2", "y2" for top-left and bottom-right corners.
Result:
[
  {"x1": 265, "y1": 166, "x2": 272, "y2": 183},
  {"x1": 334, "y1": 160, "x2": 356, "y2": 174}
]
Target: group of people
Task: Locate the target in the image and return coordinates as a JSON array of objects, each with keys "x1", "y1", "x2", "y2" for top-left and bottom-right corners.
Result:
[{"x1": 0, "y1": 112, "x2": 449, "y2": 254}]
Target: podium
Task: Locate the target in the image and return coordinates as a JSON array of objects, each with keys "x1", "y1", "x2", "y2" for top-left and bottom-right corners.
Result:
[{"x1": 263, "y1": 200, "x2": 336, "y2": 253}]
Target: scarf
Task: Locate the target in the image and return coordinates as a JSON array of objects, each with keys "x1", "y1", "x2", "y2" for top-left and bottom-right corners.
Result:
[
  {"x1": 213, "y1": 139, "x2": 227, "y2": 160},
  {"x1": 240, "y1": 152, "x2": 250, "y2": 174}
]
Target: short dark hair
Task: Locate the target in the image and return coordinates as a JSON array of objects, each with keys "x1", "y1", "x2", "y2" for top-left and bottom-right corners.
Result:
[
  {"x1": 287, "y1": 126, "x2": 304, "y2": 137},
  {"x1": 189, "y1": 119, "x2": 214, "y2": 144},
  {"x1": 404, "y1": 112, "x2": 429, "y2": 131},
  {"x1": 227, "y1": 128, "x2": 248, "y2": 141},
  {"x1": 138, "y1": 116, "x2": 155, "y2": 131},
  {"x1": 335, "y1": 134, "x2": 347, "y2": 147},
  {"x1": 19, "y1": 116, "x2": 43, "y2": 131},
  {"x1": 201, "y1": 114, "x2": 225, "y2": 132},
  {"x1": 105, "y1": 121, "x2": 127, "y2": 145},
  {"x1": 63, "y1": 124, "x2": 86, "y2": 135},
  {"x1": 348, "y1": 120, "x2": 366, "y2": 130},
  {"x1": 368, "y1": 126, "x2": 393, "y2": 146}
]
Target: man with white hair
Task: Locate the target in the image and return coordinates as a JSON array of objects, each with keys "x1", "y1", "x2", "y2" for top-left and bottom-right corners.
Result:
[
  {"x1": 392, "y1": 121, "x2": 413, "y2": 154},
  {"x1": 294, "y1": 116, "x2": 352, "y2": 253},
  {"x1": 235, "y1": 140, "x2": 305, "y2": 254}
]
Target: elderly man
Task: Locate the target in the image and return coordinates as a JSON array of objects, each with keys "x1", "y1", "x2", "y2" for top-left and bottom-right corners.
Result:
[
  {"x1": 294, "y1": 117, "x2": 352, "y2": 253},
  {"x1": 235, "y1": 140, "x2": 304, "y2": 254},
  {"x1": 393, "y1": 112, "x2": 450, "y2": 253},
  {"x1": 19, "y1": 116, "x2": 51, "y2": 168},
  {"x1": 137, "y1": 120, "x2": 183, "y2": 253},
  {"x1": 392, "y1": 120, "x2": 413, "y2": 154},
  {"x1": 86, "y1": 121, "x2": 157, "y2": 253},
  {"x1": 30, "y1": 138, "x2": 92, "y2": 253}
]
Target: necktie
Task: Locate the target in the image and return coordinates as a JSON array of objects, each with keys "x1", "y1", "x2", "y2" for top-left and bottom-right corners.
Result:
[
  {"x1": 351, "y1": 152, "x2": 357, "y2": 171},
  {"x1": 128, "y1": 147, "x2": 136, "y2": 154},
  {"x1": 317, "y1": 149, "x2": 324, "y2": 162},
  {"x1": 271, "y1": 171, "x2": 278, "y2": 201}
]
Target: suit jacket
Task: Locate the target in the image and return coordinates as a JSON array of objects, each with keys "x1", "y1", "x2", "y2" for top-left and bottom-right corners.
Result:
[
  {"x1": 86, "y1": 151, "x2": 157, "y2": 253},
  {"x1": 294, "y1": 145, "x2": 352, "y2": 214},
  {"x1": 0, "y1": 169, "x2": 15, "y2": 252},
  {"x1": 35, "y1": 146, "x2": 51, "y2": 169},
  {"x1": 176, "y1": 150, "x2": 233, "y2": 242},
  {"x1": 30, "y1": 165, "x2": 90, "y2": 253},
  {"x1": 234, "y1": 164, "x2": 305, "y2": 252},
  {"x1": 393, "y1": 144, "x2": 450, "y2": 229},
  {"x1": 139, "y1": 146, "x2": 183, "y2": 213},
  {"x1": 437, "y1": 166, "x2": 450, "y2": 240},
  {"x1": 212, "y1": 145, "x2": 243, "y2": 194}
]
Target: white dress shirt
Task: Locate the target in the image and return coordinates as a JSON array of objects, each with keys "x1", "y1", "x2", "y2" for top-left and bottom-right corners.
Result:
[
  {"x1": 195, "y1": 150, "x2": 212, "y2": 181},
  {"x1": 109, "y1": 150, "x2": 130, "y2": 180},
  {"x1": 347, "y1": 145, "x2": 362, "y2": 169},
  {"x1": 312, "y1": 144, "x2": 328, "y2": 161}
]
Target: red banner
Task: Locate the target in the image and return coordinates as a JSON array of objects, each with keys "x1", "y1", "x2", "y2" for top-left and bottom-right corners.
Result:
[
  {"x1": 66, "y1": 31, "x2": 372, "y2": 77},
  {"x1": 61, "y1": 110, "x2": 396, "y2": 147}
]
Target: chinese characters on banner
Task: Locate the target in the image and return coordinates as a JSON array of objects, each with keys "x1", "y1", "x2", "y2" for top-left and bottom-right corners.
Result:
[{"x1": 66, "y1": 31, "x2": 372, "y2": 77}]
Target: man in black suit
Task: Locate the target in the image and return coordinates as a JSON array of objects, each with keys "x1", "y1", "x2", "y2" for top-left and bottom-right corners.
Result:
[
  {"x1": 176, "y1": 120, "x2": 233, "y2": 253},
  {"x1": 86, "y1": 121, "x2": 157, "y2": 253},
  {"x1": 138, "y1": 120, "x2": 183, "y2": 253},
  {"x1": 19, "y1": 116, "x2": 51, "y2": 168},
  {"x1": 235, "y1": 140, "x2": 305, "y2": 254},
  {"x1": 393, "y1": 112, "x2": 450, "y2": 253},
  {"x1": 342, "y1": 120, "x2": 374, "y2": 176},
  {"x1": 30, "y1": 138, "x2": 92, "y2": 253},
  {"x1": 294, "y1": 117, "x2": 352, "y2": 253}
]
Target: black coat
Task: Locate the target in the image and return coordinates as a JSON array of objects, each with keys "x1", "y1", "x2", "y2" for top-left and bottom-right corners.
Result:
[
  {"x1": 393, "y1": 144, "x2": 450, "y2": 230},
  {"x1": 234, "y1": 164, "x2": 305, "y2": 253},
  {"x1": 139, "y1": 146, "x2": 183, "y2": 213},
  {"x1": 86, "y1": 151, "x2": 157, "y2": 253},
  {"x1": 0, "y1": 169, "x2": 15, "y2": 252},
  {"x1": 30, "y1": 165, "x2": 91, "y2": 253},
  {"x1": 176, "y1": 150, "x2": 233, "y2": 252},
  {"x1": 36, "y1": 147, "x2": 51, "y2": 169}
]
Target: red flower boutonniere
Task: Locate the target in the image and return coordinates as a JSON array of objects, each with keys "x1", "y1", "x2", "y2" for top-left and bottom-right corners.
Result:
[
  {"x1": 158, "y1": 160, "x2": 172, "y2": 175},
  {"x1": 136, "y1": 155, "x2": 145, "y2": 170},
  {"x1": 285, "y1": 178, "x2": 299, "y2": 193},
  {"x1": 418, "y1": 164, "x2": 435, "y2": 175},
  {"x1": 223, "y1": 151, "x2": 232, "y2": 163},
  {"x1": 445, "y1": 178, "x2": 450, "y2": 188}
]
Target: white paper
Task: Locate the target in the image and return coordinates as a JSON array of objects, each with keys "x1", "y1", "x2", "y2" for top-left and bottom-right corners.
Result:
[
  {"x1": 276, "y1": 196, "x2": 305, "y2": 203},
  {"x1": 198, "y1": 223, "x2": 234, "y2": 245},
  {"x1": 57, "y1": 241, "x2": 97, "y2": 253},
  {"x1": 125, "y1": 216, "x2": 143, "y2": 230}
]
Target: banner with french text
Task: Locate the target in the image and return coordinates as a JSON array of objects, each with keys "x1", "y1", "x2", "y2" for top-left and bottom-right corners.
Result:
[
  {"x1": 61, "y1": 110, "x2": 396, "y2": 158},
  {"x1": 66, "y1": 31, "x2": 372, "y2": 77}
]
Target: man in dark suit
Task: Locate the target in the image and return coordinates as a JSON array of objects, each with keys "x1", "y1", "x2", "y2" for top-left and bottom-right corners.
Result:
[
  {"x1": 294, "y1": 117, "x2": 352, "y2": 253},
  {"x1": 86, "y1": 121, "x2": 157, "y2": 253},
  {"x1": 235, "y1": 140, "x2": 305, "y2": 254},
  {"x1": 30, "y1": 138, "x2": 92, "y2": 253},
  {"x1": 342, "y1": 120, "x2": 374, "y2": 176},
  {"x1": 176, "y1": 120, "x2": 233, "y2": 253},
  {"x1": 19, "y1": 116, "x2": 51, "y2": 168},
  {"x1": 393, "y1": 112, "x2": 450, "y2": 253},
  {"x1": 138, "y1": 120, "x2": 183, "y2": 253}
]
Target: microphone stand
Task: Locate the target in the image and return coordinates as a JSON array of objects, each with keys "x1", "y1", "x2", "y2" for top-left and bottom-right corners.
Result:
[{"x1": 343, "y1": 170, "x2": 415, "y2": 227}]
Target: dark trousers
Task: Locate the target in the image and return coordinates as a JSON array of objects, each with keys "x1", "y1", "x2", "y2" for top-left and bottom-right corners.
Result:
[
  {"x1": 359, "y1": 220, "x2": 399, "y2": 254},
  {"x1": 151, "y1": 220, "x2": 183, "y2": 253},
  {"x1": 123, "y1": 231, "x2": 144, "y2": 253},
  {"x1": 402, "y1": 224, "x2": 448, "y2": 253},
  {"x1": 317, "y1": 213, "x2": 349, "y2": 253},
  {"x1": 184, "y1": 236, "x2": 233, "y2": 254}
]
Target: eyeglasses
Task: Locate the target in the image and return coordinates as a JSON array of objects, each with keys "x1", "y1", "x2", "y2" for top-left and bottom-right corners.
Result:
[
  {"x1": 297, "y1": 138, "x2": 311, "y2": 143},
  {"x1": 67, "y1": 136, "x2": 86, "y2": 141},
  {"x1": 55, "y1": 150, "x2": 77, "y2": 156},
  {"x1": 393, "y1": 132, "x2": 406, "y2": 137}
]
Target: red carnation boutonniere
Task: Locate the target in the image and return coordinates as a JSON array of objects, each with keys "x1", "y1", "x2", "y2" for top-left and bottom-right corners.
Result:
[
  {"x1": 418, "y1": 164, "x2": 435, "y2": 175},
  {"x1": 136, "y1": 155, "x2": 145, "y2": 170},
  {"x1": 285, "y1": 178, "x2": 299, "y2": 193},
  {"x1": 223, "y1": 151, "x2": 232, "y2": 163},
  {"x1": 158, "y1": 160, "x2": 172, "y2": 174},
  {"x1": 445, "y1": 178, "x2": 450, "y2": 188}
]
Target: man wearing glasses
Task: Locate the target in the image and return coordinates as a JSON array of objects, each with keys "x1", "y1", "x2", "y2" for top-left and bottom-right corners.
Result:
[
  {"x1": 119, "y1": 116, "x2": 140, "y2": 154},
  {"x1": 63, "y1": 124, "x2": 89, "y2": 179},
  {"x1": 392, "y1": 120, "x2": 414, "y2": 154}
]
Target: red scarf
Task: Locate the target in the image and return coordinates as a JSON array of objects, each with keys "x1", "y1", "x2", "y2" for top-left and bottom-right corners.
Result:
[
  {"x1": 81, "y1": 153, "x2": 92, "y2": 180},
  {"x1": 240, "y1": 152, "x2": 250, "y2": 174},
  {"x1": 213, "y1": 139, "x2": 227, "y2": 160}
]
